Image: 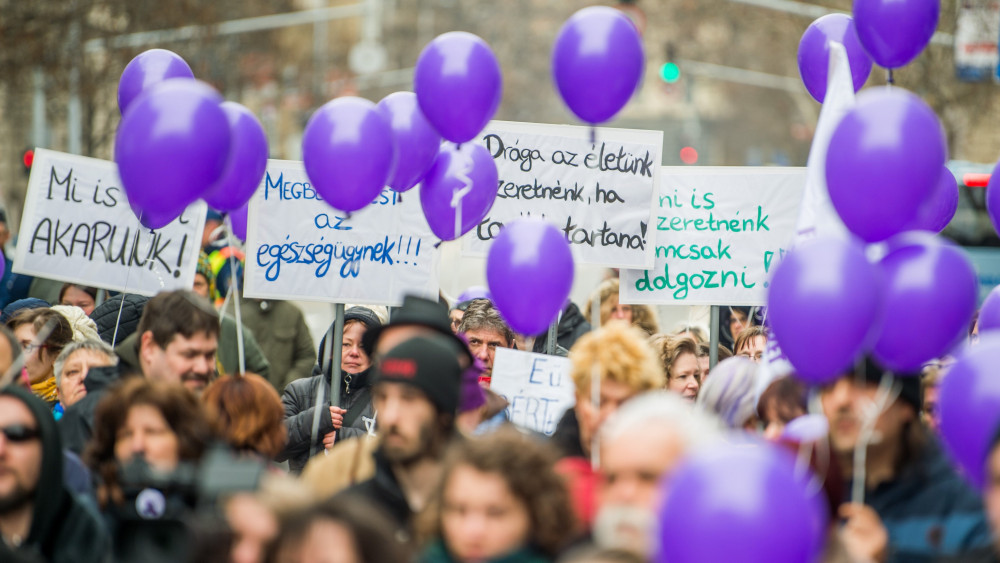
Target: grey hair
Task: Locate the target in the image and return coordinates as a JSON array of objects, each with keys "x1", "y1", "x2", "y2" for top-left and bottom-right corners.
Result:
[
  {"x1": 457, "y1": 299, "x2": 515, "y2": 344},
  {"x1": 696, "y1": 357, "x2": 759, "y2": 429},
  {"x1": 54, "y1": 338, "x2": 118, "y2": 385},
  {"x1": 601, "y1": 390, "x2": 724, "y2": 451}
]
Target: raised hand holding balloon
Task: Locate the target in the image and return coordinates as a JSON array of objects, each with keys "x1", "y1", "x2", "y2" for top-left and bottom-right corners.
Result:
[
  {"x1": 115, "y1": 79, "x2": 231, "y2": 229},
  {"x1": 117, "y1": 49, "x2": 194, "y2": 115},
  {"x1": 203, "y1": 102, "x2": 269, "y2": 212},
  {"x1": 486, "y1": 219, "x2": 574, "y2": 336},
  {"x1": 797, "y1": 14, "x2": 873, "y2": 103},
  {"x1": 552, "y1": 6, "x2": 644, "y2": 126},
  {"x1": 301, "y1": 97, "x2": 395, "y2": 214}
]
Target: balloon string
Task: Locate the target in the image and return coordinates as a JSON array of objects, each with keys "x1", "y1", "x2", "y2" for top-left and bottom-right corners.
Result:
[
  {"x1": 886, "y1": 68, "x2": 894, "y2": 86},
  {"x1": 589, "y1": 126, "x2": 596, "y2": 145},
  {"x1": 226, "y1": 217, "x2": 246, "y2": 377},
  {"x1": 451, "y1": 144, "x2": 473, "y2": 241},
  {"x1": 112, "y1": 211, "x2": 142, "y2": 348},
  {"x1": 851, "y1": 371, "x2": 900, "y2": 506}
]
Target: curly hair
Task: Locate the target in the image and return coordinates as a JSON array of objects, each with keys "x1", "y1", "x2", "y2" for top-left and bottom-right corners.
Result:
[
  {"x1": 583, "y1": 278, "x2": 660, "y2": 335},
  {"x1": 201, "y1": 373, "x2": 286, "y2": 459},
  {"x1": 570, "y1": 323, "x2": 665, "y2": 394},
  {"x1": 419, "y1": 427, "x2": 576, "y2": 558},
  {"x1": 84, "y1": 378, "x2": 212, "y2": 508},
  {"x1": 649, "y1": 334, "x2": 701, "y2": 381}
]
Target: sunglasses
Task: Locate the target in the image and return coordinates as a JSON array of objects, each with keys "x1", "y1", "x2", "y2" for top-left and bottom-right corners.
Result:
[{"x1": 1, "y1": 424, "x2": 40, "y2": 443}]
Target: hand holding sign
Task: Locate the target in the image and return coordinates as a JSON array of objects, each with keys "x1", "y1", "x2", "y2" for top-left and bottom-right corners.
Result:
[
  {"x1": 552, "y1": 6, "x2": 644, "y2": 125},
  {"x1": 117, "y1": 49, "x2": 194, "y2": 115},
  {"x1": 115, "y1": 79, "x2": 231, "y2": 229},
  {"x1": 487, "y1": 218, "x2": 574, "y2": 336},
  {"x1": 302, "y1": 97, "x2": 395, "y2": 213},
  {"x1": 203, "y1": 102, "x2": 269, "y2": 212}
]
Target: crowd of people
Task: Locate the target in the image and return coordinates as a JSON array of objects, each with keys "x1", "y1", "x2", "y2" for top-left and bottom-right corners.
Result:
[{"x1": 0, "y1": 210, "x2": 997, "y2": 563}]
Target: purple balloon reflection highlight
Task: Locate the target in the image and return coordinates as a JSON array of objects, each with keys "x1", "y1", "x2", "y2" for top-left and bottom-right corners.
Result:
[
  {"x1": 853, "y1": 0, "x2": 940, "y2": 69},
  {"x1": 826, "y1": 87, "x2": 946, "y2": 243},
  {"x1": 905, "y1": 167, "x2": 958, "y2": 233},
  {"x1": 377, "y1": 92, "x2": 442, "y2": 193},
  {"x1": 301, "y1": 97, "x2": 395, "y2": 213},
  {"x1": 872, "y1": 233, "x2": 977, "y2": 373},
  {"x1": 797, "y1": 14, "x2": 873, "y2": 103},
  {"x1": 487, "y1": 219, "x2": 574, "y2": 336},
  {"x1": 767, "y1": 237, "x2": 882, "y2": 384},
  {"x1": 203, "y1": 102, "x2": 269, "y2": 212},
  {"x1": 939, "y1": 335, "x2": 1000, "y2": 489},
  {"x1": 552, "y1": 6, "x2": 644, "y2": 124},
  {"x1": 414, "y1": 32, "x2": 502, "y2": 144},
  {"x1": 419, "y1": 143, "x2": 498, "y2": 241},
  {"x1": 115, "y1": 79, "x2": 230, "y2": 228},
  {"x1": 656, "y1": 444, "x2": 827, "y2": 563},
  {"x1": 117, "y1": 49, "x2": 194, "y2": 116}
]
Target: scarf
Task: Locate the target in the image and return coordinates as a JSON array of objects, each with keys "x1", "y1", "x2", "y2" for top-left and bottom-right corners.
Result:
[{"x1": 30, "y1": 376, "x2": 58, "y2": 405}]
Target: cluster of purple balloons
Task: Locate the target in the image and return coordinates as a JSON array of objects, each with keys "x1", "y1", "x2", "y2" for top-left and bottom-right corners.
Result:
[
  {"x1": 114, "y1": 49, "x2": 268, "y2": 235},
  {"x1": 797, "y1": 0, "x2": 940, "y2": 103},
  {"x1": 768, "y1": 232, "x2": 976, "y2": 385}
]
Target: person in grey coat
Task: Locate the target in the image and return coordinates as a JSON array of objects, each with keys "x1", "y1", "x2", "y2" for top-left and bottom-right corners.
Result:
[{"x1": 277, "y1": 306, "x2": 381, "y2": 473}]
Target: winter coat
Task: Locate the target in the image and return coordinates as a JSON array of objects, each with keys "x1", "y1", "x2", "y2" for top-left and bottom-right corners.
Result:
[
  {"x1": 277, "y1": 366, "x2": 375, "y2": 474},
  {"x1": 339, "y1": 449, "x2": 413, "y2": 540},
  {"x1": 238, "y1": 299, "x2": 316, "y2": 392},
  {"x1": 420, "y1": 539, "x2": 551, "y2": 563},
  {"x1": 532, "y1": 302, "x2": 590, "y2": 355},
  {"x1": 1, "y1": 386, "x2": 111, "y2": 563}
]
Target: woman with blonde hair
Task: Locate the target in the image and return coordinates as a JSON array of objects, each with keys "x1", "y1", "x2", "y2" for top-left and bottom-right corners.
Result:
[{"x1": 583, "y1": 278, "x2": 660, "y2": 335}]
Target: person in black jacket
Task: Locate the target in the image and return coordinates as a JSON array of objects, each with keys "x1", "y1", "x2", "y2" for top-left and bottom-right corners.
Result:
[
  {"x1": 0, "y1": 385, "x2": 110, "y2": 562},
  {"x1": 277, "y1": 307, "x2": 382, "y2": 474}
]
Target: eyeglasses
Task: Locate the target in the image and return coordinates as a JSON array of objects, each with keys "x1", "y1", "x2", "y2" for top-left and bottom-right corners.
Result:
[
  {"x1": 0, "y1": 424, "x2": 39, "y2": 443},
  {"x1": 19, "y1": 341, "x2": 47, "y2": 353}
]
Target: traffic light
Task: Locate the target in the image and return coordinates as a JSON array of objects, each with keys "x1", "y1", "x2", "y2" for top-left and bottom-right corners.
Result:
[
  {"x1": 660, "y1": 43, "x2": 680, "y2": 84},
  {"x1": 21, "y1": 148, "x2": 34, "y2": 176}
]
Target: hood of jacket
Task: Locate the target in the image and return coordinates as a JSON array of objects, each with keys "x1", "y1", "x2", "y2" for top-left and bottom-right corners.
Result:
[{"x1": 0, "y1": 385, "x2": 68, "y2": 551}]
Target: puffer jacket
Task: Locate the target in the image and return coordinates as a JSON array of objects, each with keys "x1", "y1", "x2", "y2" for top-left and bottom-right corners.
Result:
[{"x1": 276, "y1": 365, "x2": 374, "y2": 474}]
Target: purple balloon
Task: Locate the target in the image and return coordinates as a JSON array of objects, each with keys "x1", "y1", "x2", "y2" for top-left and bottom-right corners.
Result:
[
  {"x1": 854, "y1": 0, "x2": 940, "y2": 69},
  {"x1": 939, "y1": 335, "x2": 1000, "y2": 489},
  {"x1": 980, "y1": 286, "x2": 1000, "y2": 334},
  {"x1": 229, "y1": 202, "x2": 249, "y2": 242},
  {"x1": 487, "y1": 219, "x2": 574, "y2": 336},
  {"x1": 656, "y1": 444, "x2": 827, "y2": 563},
  {"x1": 985, "y1": 160, "x2": 1000, "y2": 237},
  {"x1": 377, "y1": 92, "x2": 442, "y2": 193},
  {"x1": 135, "y1": 203, "x2": 182, "y2": 230},
  {"x1": 116, "y1": 79, "x2": 231, "y2": 227},
  {"x1": 872, "y1": 233, "x2": 977, "y2": 372},
  {"x1": 414, "y1": 32, "x2": 502, "y2": 144},
  {"x1": 552, "y1": 6, "x2": 644, "y2": 124},
  {"x1": 458, "y1": 286, "x2": 491, "y2": 303},
  {"x1": 905, "y1": 167, "x2": 958, "y2": 233},
  {"x1": 302, "y1": 97, "x2": 395, "y2": 213},
  {"x1": 826, "y1": 87, "x2": 946, "y2": 243},
  {"x1": 419, "y1": 143, "x2": 498, "y2": 241},
  {"x1": 782, "y1": 414, "x2": 829, "y2": 443},
  {"x1": 202, "y1": 102, "x2": 269, "y2": 212},
  {"x1": 768, "y1": 237, "x2": 883, "y2": 384},
  {"x1": 118, "y1": 49, "x2": 195, "y2": 116},
  {"x1": 797, "y1": 14, "x2": 873, "y2": 103}
]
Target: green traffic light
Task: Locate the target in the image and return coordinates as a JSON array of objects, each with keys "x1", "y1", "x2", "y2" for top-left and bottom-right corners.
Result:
[{"x1": 660, "y1": 62, "x2": 680, "y2": 83}]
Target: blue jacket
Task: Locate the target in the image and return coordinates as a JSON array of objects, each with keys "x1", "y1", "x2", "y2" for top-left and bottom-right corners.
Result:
[{"x1": 859, "y1": 439, "x2": 991, "y2": 563}]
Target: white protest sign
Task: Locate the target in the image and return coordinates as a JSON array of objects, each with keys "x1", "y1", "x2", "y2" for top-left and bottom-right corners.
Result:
[
  {"x1": 463, "y1": 120, "x2": 662, "y2": 269},
  {"x1": 489, "y1": 347, "x2": 575, "y2": 436},
  {"x1": 13, "y1": 149, "x2": 205, "y2": 296},
  {"x1": 620, "y1": 167, "x2": 805, "y2": 306},
  {"x1": 243, "y1": 159, "x2": 440, "y2": 305}
]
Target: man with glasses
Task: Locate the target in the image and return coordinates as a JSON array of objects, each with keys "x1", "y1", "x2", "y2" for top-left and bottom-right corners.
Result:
[
  {"x1": 457, "y1": 299, "x2": 514, "y2": 384},
  {"x1": 0, "y1": 385, "x2": 108, "y2": 561}
]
